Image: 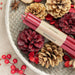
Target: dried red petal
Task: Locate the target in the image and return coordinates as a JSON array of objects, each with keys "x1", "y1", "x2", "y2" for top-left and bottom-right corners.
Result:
[
  {"x1": 28, "y1": 52, "x2": 34, "y2": 57},
  {"x1": 54, "y1": 23, "x2": 59, "y2": 28},
  {"x1": 64, "y1": 61, "x2": 70, "y2": 67},
  {"x1": 50, "y1": 20, "x2": 56, "y2": 25},
  {"x1": 63, "y1": 55, "x2": 70, "y2": 61},
  {"x1": 34, "y1": 57, "x2": 39, "y2": 64},
  {"x1": 29, "y1": 52, "x2": 39, "y2": 64},
  {"x1": 29, "y1": 56, "x2": 35, "y2": 62},
  {"x1": 69, "y1": 8, "x2": 75, "y2": 13},
  {"x1": 45, "y1": 14, "x2": 53, "y2": 21},
  {"x1": 71, "y1": 5, "x2": 74, "y2": 8},
  {"x1": 34, "y1": 0, "x2": 42, "y2": 2}
]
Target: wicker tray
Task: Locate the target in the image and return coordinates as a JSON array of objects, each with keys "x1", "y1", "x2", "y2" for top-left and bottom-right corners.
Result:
[{"x1": 5, "y1": 0, "x2": 75, "y2": 75}]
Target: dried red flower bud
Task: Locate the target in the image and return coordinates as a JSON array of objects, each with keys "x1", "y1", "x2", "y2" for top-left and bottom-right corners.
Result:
[
  {"x1": 45, "y1": 14, "x2": 53, "y2": 21},
  {"x1": 34, "y1": 57, "x2": 39, "y2": 64},
  {"x1": 63, "y1": 55, "x2": 71, "y2": 61},
  {"x1": 69, "y1": 8, "x2": 75, "y2": 13},
  {"x1": 28, "y1": 52, "x2": 34, "y2": 57},
  {"x1": 29, "y1": 52, "x2": 39, "y2": 64},
  {"x1": 71, "y1": 5, "x2": 74, "y2": 8},
  {"x1": 34, "y1": 0, "x2": 42, "y2": 3},
  {"x1": 50, "y1": 20, "x2": 56, "y2": 25},
  {"x1": 64, "y1": 61, "x2": 70, "y2": 67},
  {"x1": 29, "y1": 56, "x2": 35, "y2": 62}
]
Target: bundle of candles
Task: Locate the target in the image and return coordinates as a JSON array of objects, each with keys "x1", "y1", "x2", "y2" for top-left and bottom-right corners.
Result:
[{"x1": 21, "y1": 13, "x2": 75, "y2": 57}]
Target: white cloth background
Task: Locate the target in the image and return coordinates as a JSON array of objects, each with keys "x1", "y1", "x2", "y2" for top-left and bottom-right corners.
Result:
[{"x1": 0, "y1": 0, "x2": 39, "y2": 75}]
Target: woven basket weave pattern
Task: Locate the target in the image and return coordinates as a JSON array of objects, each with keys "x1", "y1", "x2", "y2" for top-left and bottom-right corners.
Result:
[{"x1": 9, "y1": 0, "x2": 75, "y2": 75}]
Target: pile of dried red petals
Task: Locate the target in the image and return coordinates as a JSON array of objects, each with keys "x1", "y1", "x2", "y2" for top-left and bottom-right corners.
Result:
[
  {"x1": 1, "y1": 54, "x2": 26, "y2": 75},
  {"x1": 63, "y1": 54, "x2": 75, "y2": 68},
  {"x1": 29, "y1": 52, "x2": 39, "y2": 64}
]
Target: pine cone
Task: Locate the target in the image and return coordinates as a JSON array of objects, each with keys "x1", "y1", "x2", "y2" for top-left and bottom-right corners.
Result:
[
  {"x1": 57, "y1": 12, "x2": 75, "y2": 36},
  {"x1": 39, "y1": 42, "x2": 64, "y2": 68},
  {"x1": 25, "y1": 3, "x2": 47, "y2": 19},
  {"x1": 17, "y1": 28, "x2": 44, "y2": 53},
  {"x1": 45, "y1": 0, "x2": 71, "y2": 18}
]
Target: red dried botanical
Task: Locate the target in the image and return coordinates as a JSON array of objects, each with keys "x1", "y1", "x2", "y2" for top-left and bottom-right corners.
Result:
[
  {"x1": 29, "y1": 52, "x2": 39, "y2": 64},
  {"x1": 45, "y1": 14, "x2": 57, "y2": 25},
  {"x1": 34, "y1": 0, "x2": 42, "y2": 2},
  {"x1": 71, "y1": 5, "x2": 74, "y2": 8},
  {"x1": 63, "y1": 55, "x2": 71, "y2": 61},
  {"x1": 69, "y1": 8, "x2": 75, "y2": 13},
  {"x1": 64, "y1": 61, "x2": 70, "y2": 67},
  {"x1": 17, "y1": 28, "x2": 44, "y2": 52},
  {"x1": 45, "y1": 14, "x2": 53, "y2": 21},
  {"x1": 57, "y1": 12, "x2": 75, "y2": 36}
]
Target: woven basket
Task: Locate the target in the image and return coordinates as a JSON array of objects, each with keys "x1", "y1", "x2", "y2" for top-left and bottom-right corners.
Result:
[{"x1": 5, "y1": 0, "x2": 75, "y2": 75}]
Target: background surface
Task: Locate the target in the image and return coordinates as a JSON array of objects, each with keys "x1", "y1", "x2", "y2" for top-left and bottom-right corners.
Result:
[{"x1": 0, "y1": 0, "x2": 39, "y2": 75}]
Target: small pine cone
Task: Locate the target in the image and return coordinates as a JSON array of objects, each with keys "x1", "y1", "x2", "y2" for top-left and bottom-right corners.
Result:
[
  {"x1": 45, "y1": 0, "x2": 71, "y2": 18},
  {"x1": 17, "y1": 28, "x2": 44, "y2": 53},
  {"x1": 39, "y1": 42, "x2": 64, "y2": 68},
  {"x1": 25, "y1": 3, "x2": 47, "y2": 19}
]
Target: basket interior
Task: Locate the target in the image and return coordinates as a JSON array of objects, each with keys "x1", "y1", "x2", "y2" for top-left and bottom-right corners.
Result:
[{"x1": 9, "y1": 0, "x2": 75, "y2": 75}]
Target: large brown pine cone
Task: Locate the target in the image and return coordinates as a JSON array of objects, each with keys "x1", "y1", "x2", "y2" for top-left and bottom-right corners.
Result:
[
  {"x1": 39, "y1": 42, "x2": 64, "y2": 68},
  {"x1": 25, "y1": 3, "x2": 47, "y2": 19},
  {"x1": 17, "y1": 28, "x2": 44, "y2": 53},
  {"x1": 45, "y1": 0, "x2": 71, "y2": 18}
]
